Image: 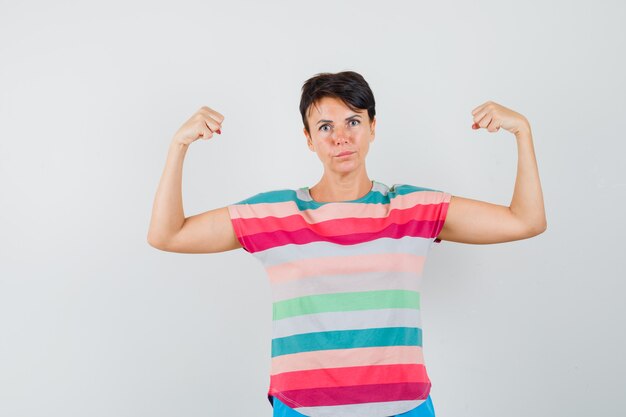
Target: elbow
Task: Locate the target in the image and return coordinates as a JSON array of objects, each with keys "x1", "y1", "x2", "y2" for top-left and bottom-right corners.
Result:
[
  {"x1": 537, "y1": 215, "x2": 548, "y2": 234},
  {"x1": 527, "y1": 218, "x2": 547, "y2": 237},
  {"x1": 147, "y1": 236, "x2": 161, "y2": 250},
  {"x1": 147, "y1": 233, "x2": 168, "y2": 250}
]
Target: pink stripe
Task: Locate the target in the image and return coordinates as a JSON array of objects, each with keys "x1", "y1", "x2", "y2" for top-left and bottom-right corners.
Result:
[
  {"x1": 272, "y1": 269, "x2": 421, "y2": 301},
  {"x1": 274, "y1": 381, "x2": 431, "y2": 407},
  {"x1": 229, "y1": 207, "x2": 444, "y2": 244},
  {"x1": 231, "y1": 197, "x2": 448, "y2": 237},
  {"x1": 267, "y1": 253, "x2": 425, "y2": 284},
  {"x1": 270, "y1": 363, "x2": 429, "y2": 392},
  {"x1": 270, "y1": 346, "x2": 425, "y2": 375}
]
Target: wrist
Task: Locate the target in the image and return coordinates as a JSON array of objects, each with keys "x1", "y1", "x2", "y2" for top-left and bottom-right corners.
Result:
[
  {"x1": 170, "y1": 139, "x2": 190, "y2": 150},
  {"x1": 514, "y1": 120, "x2": 532, "y2": 138}
]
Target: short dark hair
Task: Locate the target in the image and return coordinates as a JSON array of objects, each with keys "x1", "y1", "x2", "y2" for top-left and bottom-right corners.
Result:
[{"x1": 299, "y1": 71, "x2": 376, "y2": 134}]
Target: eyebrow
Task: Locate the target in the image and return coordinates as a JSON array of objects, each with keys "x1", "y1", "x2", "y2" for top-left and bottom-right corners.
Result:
[{"x1": 316, "y1": 114, "x2": 362, "y2": 125}]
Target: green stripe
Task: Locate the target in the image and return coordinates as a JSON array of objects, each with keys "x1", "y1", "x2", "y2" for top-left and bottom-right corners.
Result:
[
  {"x1": 393, "y1": 184, "x2": 441, "y2": 195},
  {"x1": 271, "y1": 327, "x2": 422, "y2": 357},
  {"x1": 232, "y1": 183, "x2": 442, "y2": 210},
  {"x1": 235, "y1": 188, "x2": 388, "y2": 210},
  {"x1": 273, "y1": 290, "x2": 420, "y2": 320}
]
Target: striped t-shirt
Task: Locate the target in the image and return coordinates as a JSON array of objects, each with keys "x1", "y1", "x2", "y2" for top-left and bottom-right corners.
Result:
[{"x1": 227, "y1": 180, "x2": 451, "y2": 417}]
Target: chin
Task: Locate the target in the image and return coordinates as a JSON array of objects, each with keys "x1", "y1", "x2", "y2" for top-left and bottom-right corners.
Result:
[{"x1": 334, "y1": 163, "x2": 360, "y2": 173}]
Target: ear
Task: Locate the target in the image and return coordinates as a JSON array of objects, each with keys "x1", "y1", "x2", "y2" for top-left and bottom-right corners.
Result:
[
  {"x1": 370, "y1": 117, "x2": 376, "y2": 140},
  {"x1": 304, "y1": 127, "x2": 314, "y2": 151}
]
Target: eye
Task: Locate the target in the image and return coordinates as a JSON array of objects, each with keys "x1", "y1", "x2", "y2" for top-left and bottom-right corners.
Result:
[
  {"x1": 349, "y1": 119, "x2": 360, "y2": 127},
  {"x1": 319, "y1": 124, "x2": 331, "y2": 132}
]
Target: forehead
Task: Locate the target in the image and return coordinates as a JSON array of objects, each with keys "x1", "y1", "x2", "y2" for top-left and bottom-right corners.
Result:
[{"x1": 307, "y1": 96, "x2": 366, "y2": 119}]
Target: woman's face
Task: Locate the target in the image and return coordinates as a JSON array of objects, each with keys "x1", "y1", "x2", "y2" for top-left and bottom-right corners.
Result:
[{"x1": 304, "y1": 96, "x2": 376, "y2": 176}]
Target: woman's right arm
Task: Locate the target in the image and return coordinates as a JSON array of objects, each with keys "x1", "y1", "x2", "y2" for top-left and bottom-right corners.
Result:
[{"x1": 146, "y1": 106, "x2": 242, "y2": 254}]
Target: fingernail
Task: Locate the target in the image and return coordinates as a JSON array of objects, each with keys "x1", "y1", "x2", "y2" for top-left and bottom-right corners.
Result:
[{"x1": 216, "y1": 129, "x2": 221, "y2": 134}]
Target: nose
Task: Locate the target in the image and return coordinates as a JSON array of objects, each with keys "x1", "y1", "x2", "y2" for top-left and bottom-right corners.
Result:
[{"x1": 332, "y1": 125, "x2": 350, "y2": 144}]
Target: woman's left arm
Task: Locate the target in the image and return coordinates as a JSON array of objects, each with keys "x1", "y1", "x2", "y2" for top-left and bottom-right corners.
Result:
[{"x1": 436, "y1": 101, "x2": 547, "y2": 244}]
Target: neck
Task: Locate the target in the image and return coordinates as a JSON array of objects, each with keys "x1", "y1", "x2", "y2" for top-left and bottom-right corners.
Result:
[{"x1": 309, "y1": 174, "x2": 373, "y2": 202}]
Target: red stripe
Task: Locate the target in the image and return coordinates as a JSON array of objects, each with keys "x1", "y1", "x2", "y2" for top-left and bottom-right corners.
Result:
[
  {"x1": 244, "y1": 219, "x2": 444, "y2": 253},
  {"x1": 236, "y1": 203, "x2": 446, "y2": 237},
  {"x1": 270, "y1": 381, "x2": 431, "y2": 407},
  {"x1": 270, "y1": 363, "x2": 428, "y2": 392},
  {"x1": 432, "y1": 197, "x2": 450, "y2": 238}
]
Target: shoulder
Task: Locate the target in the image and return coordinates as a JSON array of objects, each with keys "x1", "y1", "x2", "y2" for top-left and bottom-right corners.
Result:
[
  {"x1": 389, "y1": 183, "x2": 446, "y2": 195},
  {"x1": 388, "y1": 183, "x2": 451, "y2": 206}
]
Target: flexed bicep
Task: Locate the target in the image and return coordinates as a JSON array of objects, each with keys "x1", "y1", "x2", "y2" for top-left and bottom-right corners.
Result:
[{"x1": 437, "y1": 195, "x2": 541, "y2": 244}]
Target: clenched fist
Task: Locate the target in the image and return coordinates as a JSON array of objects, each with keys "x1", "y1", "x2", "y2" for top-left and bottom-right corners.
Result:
[
  {"x1": 173, "y1": 106, "x2": 225, "y2": 146},
  {"x1": 471, "y1": 101, "x2": 530, "y2": 136}
]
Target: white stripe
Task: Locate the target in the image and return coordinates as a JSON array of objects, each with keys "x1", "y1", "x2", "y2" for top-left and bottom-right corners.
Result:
[{"x1": 255, "y1": 235, "x2": 432, "y2": 266}]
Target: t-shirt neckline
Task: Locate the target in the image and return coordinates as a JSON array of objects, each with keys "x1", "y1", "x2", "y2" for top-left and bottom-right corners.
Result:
[{"x1": 303, "y1": 180, "x2": 377, "y2": 205}]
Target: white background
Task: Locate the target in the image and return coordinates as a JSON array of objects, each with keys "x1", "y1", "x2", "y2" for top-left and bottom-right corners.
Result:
[{"x1": 1, "y1": 1, "x2": 624, "y2": 416}]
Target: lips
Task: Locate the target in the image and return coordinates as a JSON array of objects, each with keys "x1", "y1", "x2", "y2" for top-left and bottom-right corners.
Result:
[{"x1": 335, "y1": 151, "x2": 355, "y2": 157}]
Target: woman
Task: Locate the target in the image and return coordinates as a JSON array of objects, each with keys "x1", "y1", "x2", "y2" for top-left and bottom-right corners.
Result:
[{"x1": 147, "y1": 71, "x2": 546, "y2": 417}]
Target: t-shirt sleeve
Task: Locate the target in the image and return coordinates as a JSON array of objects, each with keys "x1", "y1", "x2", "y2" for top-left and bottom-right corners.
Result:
[
  {"x1": 226, "y1": 203, "x2": 251, "y2": 253},
  {"x1": 225, "y1": 189, "x2": 285, "y2": 255},
  {"x1": 429, "y1": 190, "x2": 453, "y2": 249}
]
